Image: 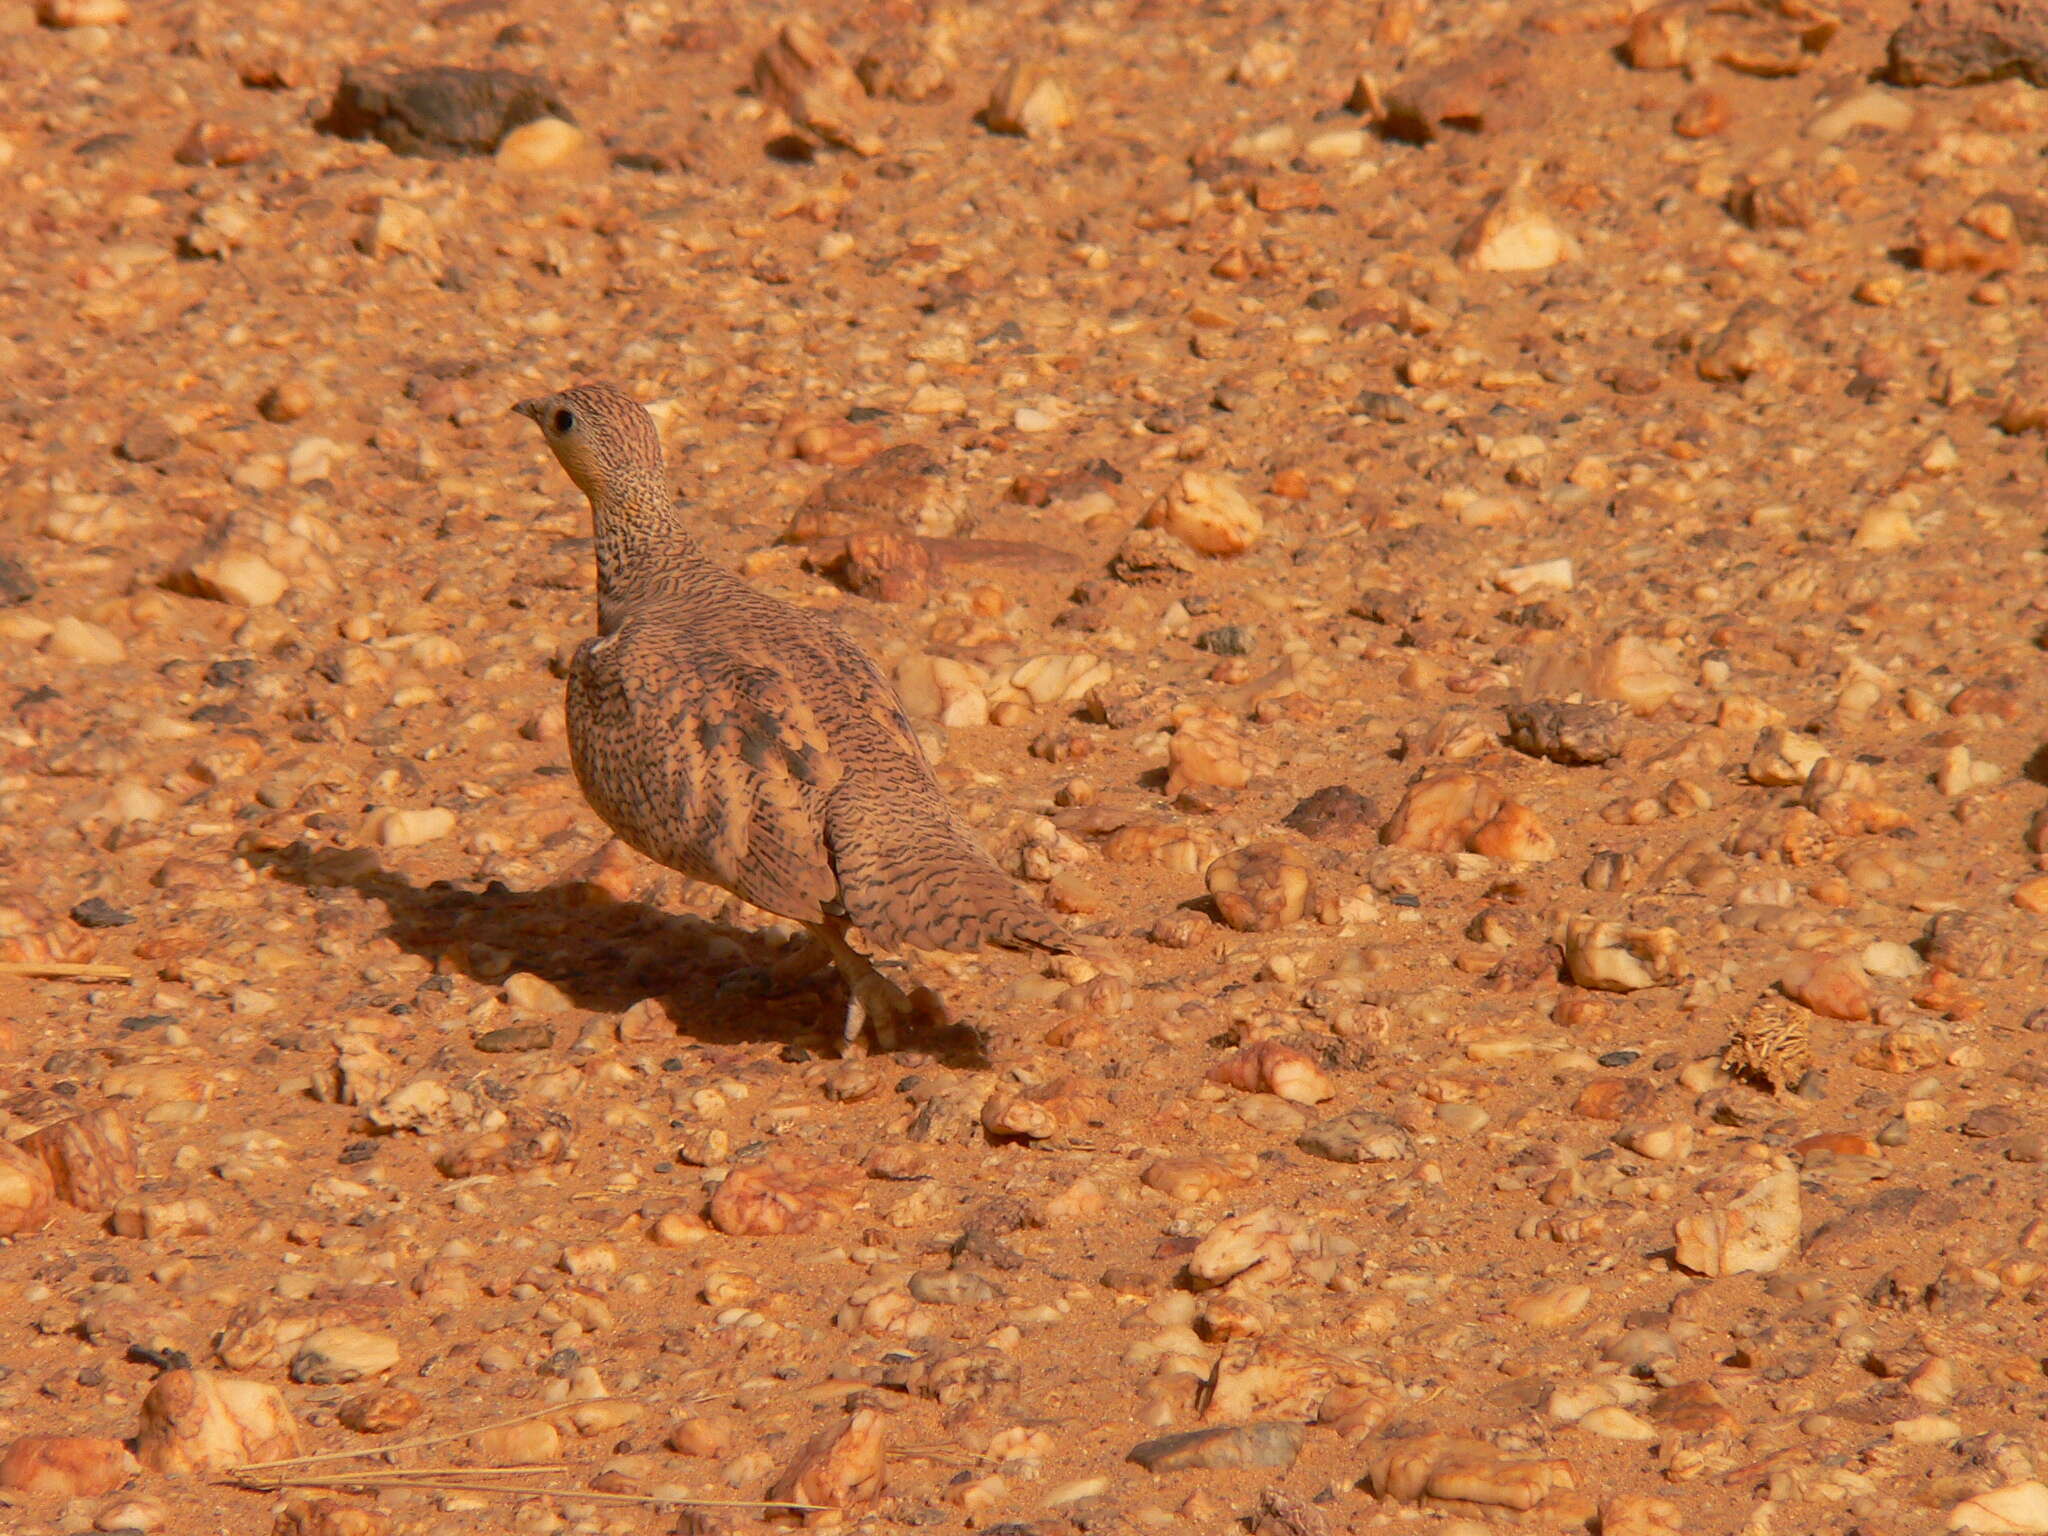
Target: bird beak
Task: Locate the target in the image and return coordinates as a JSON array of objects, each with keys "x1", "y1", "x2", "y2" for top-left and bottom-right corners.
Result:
[{"x1": 511, "y1": 397, "x2": 544, "y2": 423}]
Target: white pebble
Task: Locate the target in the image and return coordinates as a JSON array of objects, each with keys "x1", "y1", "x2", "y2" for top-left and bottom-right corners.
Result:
[
  {"x1": 37, "y1": 0, "x2": 129, "y2": 25},
  {"x1": 495, "y1": 118, "x2": 589, "y2": 174},
  {"x1": 369, "y1": 806, "x2": 455, "y2": 848},
  {"x1": 1579, "y1": 1405, "x2": 1660, "y2": 1441},
  {"x1": 45, "y1": 616, "x2": 126, "y2": 663}
]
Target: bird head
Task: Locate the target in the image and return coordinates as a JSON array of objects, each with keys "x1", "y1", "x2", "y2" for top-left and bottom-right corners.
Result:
[{"x1": 512, "y1": 382, "x2": 666, "y2": 508}]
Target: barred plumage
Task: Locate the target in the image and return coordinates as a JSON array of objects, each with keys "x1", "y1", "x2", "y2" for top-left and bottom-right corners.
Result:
[{"x1": 513, "y1": 382, "x2": 1069, "y2": 1050}]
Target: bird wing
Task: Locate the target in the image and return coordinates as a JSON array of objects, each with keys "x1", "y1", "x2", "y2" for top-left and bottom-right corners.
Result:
[
  {"x1": 571, "y1": 631, "x2": 847, "y2": 924},
  {"x1": 795, "y1": 631, "x2": 1074, "y2": 955}
]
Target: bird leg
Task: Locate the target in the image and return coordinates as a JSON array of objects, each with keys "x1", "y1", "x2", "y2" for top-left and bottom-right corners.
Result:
[
  {"x1": 804, "y1": 917, "x2": 945, "y2": 1056},
  {"x1": 713, "y1": 930, "x2": 834, "y2": 1002},
  {"x1": 764, "y1": 930, "x2": 835, "y2": 988}
]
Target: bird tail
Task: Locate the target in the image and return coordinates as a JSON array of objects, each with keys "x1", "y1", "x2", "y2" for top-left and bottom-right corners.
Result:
[{"x1": 828, "y1": 801, "x2": 1071, "y2": 954}]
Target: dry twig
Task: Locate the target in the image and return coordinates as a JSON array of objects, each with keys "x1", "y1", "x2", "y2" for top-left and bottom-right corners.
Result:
[
  {"x1": 0, "y1": 960, "x2": 134, "y2": 981},
  {"x1": 223, "y1": 1399, "x2": 826, "y2": 1514}
]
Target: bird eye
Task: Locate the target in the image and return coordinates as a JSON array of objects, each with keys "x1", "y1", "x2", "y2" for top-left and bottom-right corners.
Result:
[{"x1": 552, "y1": 408, "x2": 576, "y2": 433}]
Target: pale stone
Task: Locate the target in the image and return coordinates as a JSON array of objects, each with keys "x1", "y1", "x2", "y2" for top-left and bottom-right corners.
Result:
[
  {"x1": 986, "y1": 63, "x2": 1075, "y2": 138},
  {"x1": 1853, "y1": 499, "x2": 1919, "y2": 551},
  {"x1": 1010, "y1": 653, "x2": 1110, "y2": 706},
  {"x1": 1746, "y1": 727, "x2": 1828, "y2": 786},
  {"x1": 1304, "y1": 129, "x2": 1370, "y2": 161},
  {"x1": 369, "y1": 807, "x2": 455, "y2": 848},
  {"x1": 1496, "y1": 557, "x2": 1573, "y2": 594},
  {"x1": 896, "y1": 654, "x2": 988, "y2": 726},
  {"x1": 1592, "y1": 634, "x2": 1685, "y2": 715},
  {"x1": 505, "y1": 972, "x2": 573, "y2": 1014},
  {"x1": 1579, "y1": 1406, "x2": 1659, "y2": 1441},
  {"x1": 1187, "y1": 1207, "x2": 1299, "y2": 1287},
  {"x1": 1807, "y1": 87, "x2": 1914, "y2": 144},
  {"x1": 45, "y1": 616, "x2": 125, "y2": 663},
  {"x1": 1672, "y1": 1168, "x2": 1800, "y2": 1276},
  {"x1": 1618, "y1": 1123, "x2": 1694, "y2": 1162},
  {"x1": 495, "y1": 117, "x2": 591, "y2": 173},
  {"x1": 1508, "y1": 1283, "x2": 1591, "y2": 1328},
  {"x1": 37, "y1": 0, "x2": 129, "y2": 25},
  {"x1": 365, "y1": 198, "x2": 439, "y2": 262},
  {"x1": 0, "y1": 1436, "x2": 138, "y2": 1497},
  {"x1": 92, "y1": 1494, "x2": 168, "y2": 1532},
  {"x1": 474, "y1": 1417, "x2": 562, "y2": 1465},
  {"x1": 1862, "y1": 940, "x2": 1924, "y2": 979},
  {"x1": 1892, "y1": 1414, "x2": 1962, "y2": 1445},
  {"x1": 1949, "y1": 1481, "x2": 2048, "y2": 1533},
  {"x1": 1231, "y1": 38, "x2": 1296, "y2": 87},
  {"x1": 287, "y1": 437, "x2": 346, "y2": 484},
  {"x1": 181, "y1": 550, "x2": 287, "y2": 607},
  {"x1": 135, "y1": 1370, "x2": 299, "y2": 1474},
  {"x1": 1147, "y1": 468, "x2": 1262, "y2": 557},
  {"x1": 1564, "y1": 917, "x2": 1684, "y2": 992},
  {"x1": 291, "y1": 1326, "x2": 400, "y2": 1384},
  {"x1": 1456, "y1": 172, "x2": 1580, "y2": 273}
]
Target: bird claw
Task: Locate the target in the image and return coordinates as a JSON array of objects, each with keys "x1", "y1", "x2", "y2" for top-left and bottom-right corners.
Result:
[
  {"x1": 838, "y1": 975, "x2": 950, "y2": 1057},
  {"x1": 715, "y1": 966, "x2": 777, "y2": 1000}
]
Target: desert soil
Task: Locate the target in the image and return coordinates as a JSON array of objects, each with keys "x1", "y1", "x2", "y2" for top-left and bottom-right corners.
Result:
[{"x1": 3, "y1": 0, "x2": 2048, "y2": 1533}]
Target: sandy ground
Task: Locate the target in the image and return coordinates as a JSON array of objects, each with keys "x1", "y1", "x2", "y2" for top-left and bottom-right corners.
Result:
[{"x1": 2, "y1": 0, "x2": 2048, "y2": 1533}]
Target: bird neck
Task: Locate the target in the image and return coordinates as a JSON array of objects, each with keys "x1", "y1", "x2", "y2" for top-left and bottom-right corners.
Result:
[{"x1": 591, "y1": 488, "x2": 708, "y2": 631}]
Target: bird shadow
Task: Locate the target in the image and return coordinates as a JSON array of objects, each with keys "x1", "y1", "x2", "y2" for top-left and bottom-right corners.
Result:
[{"x1": 248, "y1": 839, "x2": 993, "y2": 1066}]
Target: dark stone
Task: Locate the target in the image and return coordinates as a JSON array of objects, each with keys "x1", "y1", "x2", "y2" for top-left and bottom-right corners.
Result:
[
  {"x1": 1127, "y1": 1421, "x2": 1304, "y2": 1472},
  {"x1": 1281, "y1": 785, "x2": 1378, "y2": 840},
  {"x1": 1350, "y1": 587, "x2": 1420, "y2": 625},
  {"x1": 116, "y1": 415, "x2": 181, "y2": 463},
  {"x1": 1505, "y1": 698, "x2": 1627, "y2": 765},
  {"x1": 1378, "y1": 35, "x2": 1544, "y2": 142},
  {"x1": 1922, "y1": 910, "x2": 2008, "y2": 980},
  {"x1": 611, "y1": 149, "x2": 675, "y2": 173},
  {"x1": 321, "y1": 66, "x2": 573, "y2": 157},
  {"x1": 73, "y1": 133, "x2": 133, "y2": 166},
  {"x1": 0, "y1": 553, "x2": 33, "y2": 607},
  {"x1": 1296, "y1": 1110, "x2": 1413, "y2": 1165},
  {"x1": 1960, "y1": 1104, "x2": 2022, "y2": 1138},
  {"x1": 69, "y1": 898, "x2": 135, "y2": 929},
  {"x1": 1806, "y1": 1186, "x2": 1963, "y2": 1259},
  {"x1": 1194, "y1": 624, "x2": 1254, "y2": 656},
  {"x1": 1352, "y1": 389, "x2": 1416, "y2": 423},
  {"x1": 1887, "y1": 0, "x2": 2048, "y2": 87},
  {"x1": 474, "y1": 1024, "x2": 553, "y2": 1053}
]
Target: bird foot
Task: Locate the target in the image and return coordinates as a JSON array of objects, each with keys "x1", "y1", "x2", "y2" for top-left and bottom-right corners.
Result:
[
  {"x1": 715, "y1": 934, "x2": 839, "y2": 1002},
  {"x1": 839, "y1": 972, "x2": 948, "y2": 1058}
]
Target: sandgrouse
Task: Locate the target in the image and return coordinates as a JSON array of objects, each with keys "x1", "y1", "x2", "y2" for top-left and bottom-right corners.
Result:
[{"x1": 512, "y1": 382, "x2": 1071, "y2": 1051}]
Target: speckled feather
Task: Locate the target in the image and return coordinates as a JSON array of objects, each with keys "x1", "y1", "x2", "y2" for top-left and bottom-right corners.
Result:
[{"x1": 515, "y1": 383, "x2": 1070, "y2": 956}]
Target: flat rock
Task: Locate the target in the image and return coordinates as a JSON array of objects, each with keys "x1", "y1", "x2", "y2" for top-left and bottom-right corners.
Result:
[
  {"x1": 1296, "y1": 1111, "x2": 1414, "y2": 1164},
  {"x1": 1888, "y1": 0, "x2": 2048, "y2": 87},
  {"x1": 1379, "y1": 35, "x2": 1544, "y2": 141},
  {"x1": 116, "y1": 415, "x2": 180, "y2": 463},
  {"x1": 1127, "y1": 1421, "x2": 1304, "y2": 1472},
  {"x1": 322, "y1": 66, "x2": 574, "y2": 157},
  {"x1": 1505, "y1": 699, "x2": 1626, "y2": 764},
  {"x1": 1281, "y1": 785, "x2": 1379, "y2": 839}
]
